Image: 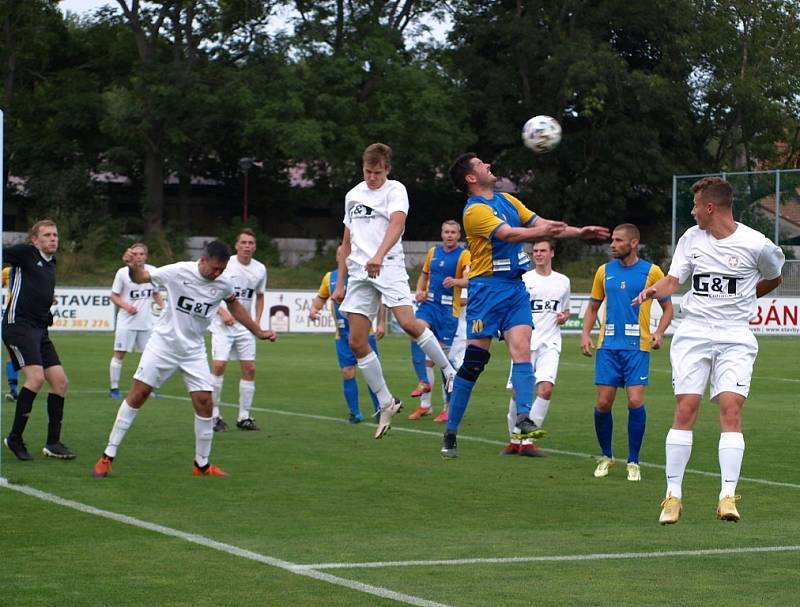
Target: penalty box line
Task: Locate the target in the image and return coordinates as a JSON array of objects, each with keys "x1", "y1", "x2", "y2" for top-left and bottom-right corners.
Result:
[
  {"x1": 74, "y1": 390, "x2": 800, "y2": 490},
  {"x1": 0, "y1": 477, "x2": 452, "y2": 607},
  {"x1": 299, "y1": 544, "x2": 800, "y2": 571}
]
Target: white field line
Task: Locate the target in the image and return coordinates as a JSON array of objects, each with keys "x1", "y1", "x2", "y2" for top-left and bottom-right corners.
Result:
[
  {"x1": 75, "y1": 390, "x2": 800, "y2": 491},
  {"x1": 299, "y1": 544, "x2": 800, "y2": 570},
  {"x1": 0, "y1": 477, "x2": 451, "y2": 607}
]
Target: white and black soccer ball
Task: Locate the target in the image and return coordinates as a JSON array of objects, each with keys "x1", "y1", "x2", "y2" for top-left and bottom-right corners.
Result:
[{"x1": 521, "y1": 115, "x2": 562, "y2": 153}]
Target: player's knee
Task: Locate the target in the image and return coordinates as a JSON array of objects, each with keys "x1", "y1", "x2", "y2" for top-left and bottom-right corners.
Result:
[
  {"x1": 456, "y1": 345, "x2": 491, "y2": 383},
  {"x1": 341, "y1": 366, "x2": 356, "y2": 380},
  {"x1": 538, "y1": 383, "x2": 553, "y2": 400}
]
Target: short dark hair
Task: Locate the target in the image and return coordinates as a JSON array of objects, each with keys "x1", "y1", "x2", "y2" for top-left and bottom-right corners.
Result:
[
  {"x1": 531, "y1": 238, "x2": 554, "y2": 250},
  {"x1": 449, "y1": 153, "x2": 477, "y2": 194},
  {"x1": 691, "y1": 176, "x2": 734, "y2": 208},
  {"x1": 203, "y1": 240, "x2": 231, "y2": 262}
]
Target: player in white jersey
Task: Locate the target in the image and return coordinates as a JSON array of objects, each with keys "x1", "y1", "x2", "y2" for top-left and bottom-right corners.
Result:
[
  {"x1": 209, "y1": 229, "x2": 268, "y2": 432},
  {"x1": 92, "y1": 241, "x2": 276, "y2": 478},
  {"x1": 108, "y1": 243, "x2": 165, "y2": 399},
  {"x1": 633, "y1": 177, "x2": 785, "y2": 524},
  {"x1": 331, "y1": 143, "x2": 457, "y2": 439},
  {"x1": 501, "y1": 239, "x2": 571, "y2": 457}
]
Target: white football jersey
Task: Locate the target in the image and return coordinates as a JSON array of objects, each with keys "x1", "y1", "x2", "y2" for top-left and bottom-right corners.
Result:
[
  {"x1": 210, "y1": 256, "x2": 267, "y2": 336},
  {"x1": 112, "y1": 264, "x2": 159, "y2": 331},
  {"x1": 343, "y1": 179, "x2": 409, "y2": 267},
  {"x1": 147, "y1": 261, "x2": 235, "y2": 357},
  {"x1": 669, "y1": 223, "x2": 785, "y2": 323},
  {"x1": 522, "y1": 269, "x2": 571, "y2": 351}
]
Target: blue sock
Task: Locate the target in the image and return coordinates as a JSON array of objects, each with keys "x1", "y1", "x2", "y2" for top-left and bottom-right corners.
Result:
[
  {"x1": 6, "y1": 361, "x2": 18, "y2": 391},
  {"x1": 627, "y1": 405, "x2": 646, "y2": 463},
  {"x1": 342, "y1": 378, "x2": 360, "y2": 416},
  {"x1": 368, "y1": 386, "x2": 380, "y2": 413},
  {"x1": 594, "y1": 408, "x2": 613, "y2": 458},
  {"x1": 510, "y1": 362, "x2": 534, "y2": 417},
  {"x1": 446, "y1": 376, "x2": 475, "y2": 432},
  {"x1": 410, "y1": 341, "x2": 428, "y2": 383}
]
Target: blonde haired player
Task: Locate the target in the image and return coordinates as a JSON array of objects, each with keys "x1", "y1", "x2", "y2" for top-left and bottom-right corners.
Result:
[{"x1": 633, "y1": 177, "x2": 784, "y2": 524}]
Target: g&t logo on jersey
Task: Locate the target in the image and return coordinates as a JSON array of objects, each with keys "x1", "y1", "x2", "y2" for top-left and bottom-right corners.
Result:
[
  {"x1": 531, "y1": 299, "x2": 561, "y2": 312},
  {"x1": 234, "y1": 287, "x2": 255, "y2": 300},
  {"x1": 692, "y1": 273, "x2": 740, "y2": 298},
  {"x1": 129, "y1": 288, "x2": 154, "y2": 300},
  {"x1": 349, "y1": 204, "x2": 375, "y2": 220},
  {"x1": 176, "y1": 295, "x2": 214, "y2": 317}
]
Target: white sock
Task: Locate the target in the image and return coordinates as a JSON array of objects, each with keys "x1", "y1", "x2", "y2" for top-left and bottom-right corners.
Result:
[
  {"x1": 194, "y1": 415, "x2": 214, "y2": 467},
  {"x1": 665, "y1": 428, "x2": 693, "y2": 499},
  {"x1": 420, "y1": 366, "x2": 435, "y2": 409},
  {"x1": 211, "y1": 375, "x2": 224, "y2": 419},
  {"x1": 719, "y1": 432, "x2": 745, "y2": 499},
  {"x1": 109, "y1": 358, "x2": 123, "y2": 390},
  {"x1": 238, "y1": 380, "x2": 255, "y2": 421},
  {"x1": 416, "y1": 329, "x2": 455, "y2": 377},
  {"x1": 530, "y1": 397, "x2": 550, "y2": 427},
  {"x1": 357, "y1": 351, "x2": 393, "y2": 407},
  {"x1": 105, "y1": 401, "x2": 139, "y2": 458},
  {"x1": 507, "y1": 397, "x2": 518, "y2": 439}
]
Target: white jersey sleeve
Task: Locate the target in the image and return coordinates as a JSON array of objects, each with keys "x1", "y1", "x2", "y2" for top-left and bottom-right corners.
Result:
[{"x1": 757, "y1": 241, "x2": 785, "y2": 280}]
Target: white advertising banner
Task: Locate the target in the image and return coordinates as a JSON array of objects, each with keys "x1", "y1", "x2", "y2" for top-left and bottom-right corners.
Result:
[
  {"x1": 27, "y1": 288, "x2": 800, "y2": 336},
  {"x1": 50, "y1": 288, "x2": 116, "y2": 332}
]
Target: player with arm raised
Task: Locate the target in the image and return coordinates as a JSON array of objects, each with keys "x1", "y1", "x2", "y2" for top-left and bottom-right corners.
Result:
[
  {"x1": 441, "y1": 153, "x2": 609, "y2": 458},
  {"x1": 92, "y1": 240, "x2": 276, "y2": 478},
  {"x1": 632, "y1": 177, "x2": 785, "y2": 524}
]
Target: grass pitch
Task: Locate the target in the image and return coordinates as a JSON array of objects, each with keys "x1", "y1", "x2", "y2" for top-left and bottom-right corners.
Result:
[{"x1": 1, "y1": 333, "x2": 798, "y2": 606}]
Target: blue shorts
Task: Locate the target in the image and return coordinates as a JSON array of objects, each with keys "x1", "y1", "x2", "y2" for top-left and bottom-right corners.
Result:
[
  {"x1": 335, "y1": 334, "x2": 379, "y2": 368},
  {"x1": 466, "y1": 278, "x2": 532, "y2": 339},
  {"x1": 415, "y1": 301, "x2": 458, "y2": 346},
  {"x1": 595, "y1": 349, "x2": 650, "y2": 387}
]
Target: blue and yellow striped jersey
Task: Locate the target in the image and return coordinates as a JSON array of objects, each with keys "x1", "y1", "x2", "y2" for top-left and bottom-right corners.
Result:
[
  {"x1": 590, "y1": 259, "x2": 668, "y2": 351},
  {"x1": 463, "y1": 192, "x2": 536, "y2": 280},
  {"x1": 422, "y1": 245, "x2": 470, "y2": 317}
]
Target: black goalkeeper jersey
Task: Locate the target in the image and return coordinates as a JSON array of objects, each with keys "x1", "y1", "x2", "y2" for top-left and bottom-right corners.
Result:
[{"x1": 3, "y1": 244, "x2": 57, "y2": 328}]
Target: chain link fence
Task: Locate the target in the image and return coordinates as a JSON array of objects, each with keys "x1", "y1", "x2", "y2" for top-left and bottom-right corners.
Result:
[{"x1": 672, "y1": 169, "x2": 800, "y2": 250}]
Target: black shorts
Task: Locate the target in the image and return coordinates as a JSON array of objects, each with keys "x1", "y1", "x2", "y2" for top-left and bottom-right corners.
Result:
[{"x1": 2, "y1": 323, "x2": 61, "y2": 370}]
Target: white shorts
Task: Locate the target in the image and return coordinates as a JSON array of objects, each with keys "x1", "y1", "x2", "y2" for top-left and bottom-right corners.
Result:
[
  {"x1": 134, "y1": 345, "x2": 214, "y2": 392},
  {"x1": 210, "y1": 329, "x2": 256, "y2": 362},
  {"x1": 506, "y1": 345, "x2": 561, "y2": 389},
  {"x1": 449, "y1": 311, "x2": 467, "y2": 369},
  {"x1": 339, "y1": 262, "x2": 413, "y2": 320},
  {"x1": 113, "y1": 328, "x2": 152, "y2": 353},
  {"x1": 670, "y1": 319, "x2": 758, "y2": 401}
]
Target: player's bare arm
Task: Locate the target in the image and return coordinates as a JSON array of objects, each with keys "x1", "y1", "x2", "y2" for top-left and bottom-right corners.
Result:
[
  {"x1": 581, "y1": 299, "x2": 601, "y2": 356},
  {"x1": 756, "y1": 275, "x2": 783, "y2": 298},
  {"x1": 415, "y1": 269, "x2": 429, "y2": 302},
  {"x1": 226, "y1": 297, "x2": 276, "y2": 341},
  {"x1": 254, "y1": 292, "x2": 265, "y2": 328},
  {"x1": 152, "y1": 289, "x2": 165, "y2": 310},
  {"x1": 218, "y1": 304, "x2": 236, "y2": 326},
  {"x1": 124, "y1": 256, "x2": 152, "y2": 284},
  {"x1": 651, "y1": 298, "x2": 674, "y2": 350},
  {"x1": 375, "y1": 304, "x2": 387, "y2": 340},
  {"x1": 331, "y1": 229, "x2": 351, "y2": 304},
  {"x1": 631, "y1": 275, "x2": 679, "y2": 306},
  {"x1": 366, "y1": 210, "x2": 406, "y2": 278},
  {"x1": 309, "y1": 295, "x2": 327, "y2": 321},
  {"x1": 111, "y1": 291, "x2": 137, "y2": 315}
]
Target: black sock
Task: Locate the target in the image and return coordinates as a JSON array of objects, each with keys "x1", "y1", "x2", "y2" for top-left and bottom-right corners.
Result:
[
  {"x1": 9, "y1": 387, "x2": 37, "y2": 439},
  {"x1": 46, "y1": 393, "x2": 65, "y2": 445}
]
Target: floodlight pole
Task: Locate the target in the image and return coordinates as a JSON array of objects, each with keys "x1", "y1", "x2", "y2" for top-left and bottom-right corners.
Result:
[{"x1": 238, "y1": 157, "x2": 254, "y2": 223}]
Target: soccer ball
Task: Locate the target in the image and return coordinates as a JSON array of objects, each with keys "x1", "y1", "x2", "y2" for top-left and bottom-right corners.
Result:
[{"x1": 521, "y1": 115, "x2": 562, "y2": 153}]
